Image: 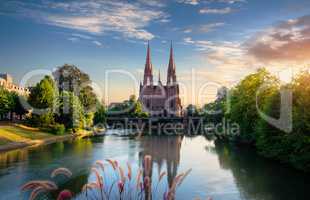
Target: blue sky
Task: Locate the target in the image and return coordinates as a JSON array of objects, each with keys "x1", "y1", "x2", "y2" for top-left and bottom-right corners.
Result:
[{"x1": 1, "y1": 0, "x2": 310, "y2": 105}]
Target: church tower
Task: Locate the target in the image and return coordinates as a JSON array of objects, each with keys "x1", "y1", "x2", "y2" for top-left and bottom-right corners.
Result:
[
  {"x1": 139, "y1": 42, "x2": 182, "y2": 117},
  {"x1": 143, "y1": 42, "x2": 153, "y2": 85},
  {"x1": 167, "y1": 42, "x2": 177, "y2": 85}
]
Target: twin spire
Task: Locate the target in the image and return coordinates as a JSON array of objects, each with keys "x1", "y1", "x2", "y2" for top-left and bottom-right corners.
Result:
[
  {"x1": 143, "y1": 41, "x2": 177, "y2": 86},
  {"x1": 143, "y1": 41, "x2": 153, "y2": 85},
  {"x1": 167, "y1": 42, "x2": 177, "y2": 85}
]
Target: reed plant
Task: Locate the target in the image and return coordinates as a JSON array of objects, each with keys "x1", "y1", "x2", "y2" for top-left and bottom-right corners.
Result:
[{"x1": 21, "y1": 155, "x2": 198, "y2": 200}]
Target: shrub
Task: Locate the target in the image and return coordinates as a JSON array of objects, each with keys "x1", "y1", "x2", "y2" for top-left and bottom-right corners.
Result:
[{"x1": 49, "y1": 124, "x2": 66, "y2": 135}]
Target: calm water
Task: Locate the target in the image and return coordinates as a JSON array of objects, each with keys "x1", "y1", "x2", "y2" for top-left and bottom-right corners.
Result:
[{"x1": 0, "y1": 134, "x2": 309, "y2": 200}]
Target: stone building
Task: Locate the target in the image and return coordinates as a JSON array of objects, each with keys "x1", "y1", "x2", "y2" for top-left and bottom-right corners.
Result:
[
  {"x1": 139, "y1": 43, "x2": 182, "y2": 117},
  {"x1": 0, "y1": 73, "x2": 30, "y2": 95}
]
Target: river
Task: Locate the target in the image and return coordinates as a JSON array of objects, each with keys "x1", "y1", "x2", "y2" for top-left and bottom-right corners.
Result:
[{"x1": 0, "y1": 133, "x2": 309, "y2": 200}]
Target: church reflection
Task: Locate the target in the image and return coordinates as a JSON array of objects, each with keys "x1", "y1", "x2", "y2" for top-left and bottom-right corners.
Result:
[{"x1": 138, "y1": 136, "x2": 183, "y2": 189}]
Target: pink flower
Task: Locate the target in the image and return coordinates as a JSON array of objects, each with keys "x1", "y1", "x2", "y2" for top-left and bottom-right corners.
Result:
[
  {"x1": 144, "y1": 176, "x2": 151, "y2": 191},
  {"x1": 117, "y1": 181, "x2": 124, "y2": 194},
  {"x1": 57, "y1": 190, "x2": 73, "y2": 200}
]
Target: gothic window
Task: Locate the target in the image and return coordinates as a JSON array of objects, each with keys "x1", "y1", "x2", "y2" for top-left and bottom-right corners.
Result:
[{"x1": 146, "y1": 99, "x2": 150, "y2": 108}]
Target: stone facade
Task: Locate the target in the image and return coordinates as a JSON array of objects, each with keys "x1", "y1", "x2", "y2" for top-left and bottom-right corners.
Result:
[
  {"x1": 139, "y1": 43, "x2": 182, "y2": 117},
  {"x1": 0, "y1": 73, "x2": 30, "y2": 96}
]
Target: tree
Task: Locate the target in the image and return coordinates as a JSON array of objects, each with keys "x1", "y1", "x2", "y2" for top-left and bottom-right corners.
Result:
[
  {"x1": 228, "y1": 68, "x2": 279, "y2": 143},
  {"x1": 10, "y1": 92, "x2": 28, "y2": 120},
  {"x1": 94, "y1": 104, "x2": 107, "y2": 125},
  {"x1": 0, "y1": 86, "x2": 11, "y2": 119},
  {"x1": 27, "y1": 76, "x2": 57, "y2": 127},
  {"x1": 56, "y1": 91, "x2": 85, "y2": 130},
  {"x1": 28, "y1": 76, "x2": 57, "y2": 109},
  {"x1": 186, "y1": 104, "x2": 198, "y2": 116},
  {"x1": 106, "y1": 95, "x2": 148, "y2": 118},
  {"x1": 53, "y1": 64, "x2": 97, "y2": 112},
  {"x1": 254, "y1": 71, "x2": 310, "y2": 171},
  {"x1": 79, "y1": 85, "x2": 98, "y2": 112}
]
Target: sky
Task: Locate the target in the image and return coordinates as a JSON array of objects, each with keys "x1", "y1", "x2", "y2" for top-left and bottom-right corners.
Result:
[{"x1": 1, "y1": 0, "x2": 310, "y2": 105}]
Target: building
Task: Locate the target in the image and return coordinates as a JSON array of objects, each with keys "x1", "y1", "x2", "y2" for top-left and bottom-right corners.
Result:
[
  {"x1": 139, "y1": 42, "x2": 182, "y2": 117},
  {"x1": 0, "y1": 73, "x2": 30, "y2": 96}
]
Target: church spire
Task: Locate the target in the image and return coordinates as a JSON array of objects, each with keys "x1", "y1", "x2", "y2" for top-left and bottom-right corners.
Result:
[
  {"x1": 167, "y1": 41, "x2": 177, "y2": 85},
  {"x1": 143, "y1": 41, "x2": 153, "y2": 85},
  {"x1": 158, "y1": 69, "x2": 162, "y2": 85}
]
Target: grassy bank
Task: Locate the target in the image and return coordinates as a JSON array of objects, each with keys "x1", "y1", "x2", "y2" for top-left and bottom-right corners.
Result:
[
  {"x1": 0, "y1": 123, "x2": 54, "y2": 145},
  {"x1": 0, "y1": 123, "x2": 93, "y2": 152}
]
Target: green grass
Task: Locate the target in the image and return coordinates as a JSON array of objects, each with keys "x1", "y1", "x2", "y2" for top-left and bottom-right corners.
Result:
[
  {"x1": 0, "y1": 137, "x2": 11, "y2": 145},
  {"x1": 0, "y1": 124, "x2": 54, "y2": 145}
]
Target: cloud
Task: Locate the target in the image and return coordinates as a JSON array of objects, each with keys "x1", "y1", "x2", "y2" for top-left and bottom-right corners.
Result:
[
  {"x1": 246, "y1": 15, "x2": 310, "y2": 64},
  {"x1": 199, "y1": 22, "x2": 225, "y2": 32},
  {"x1": 177, "y1": 0, "x2": 200, "y2": 5},
  {"x1": 199, "y1": 7, "x2": 234, "y2": 14},
  {"x1": 68, "y1": 32, "x2": 103, "y2": 47},
  {"x1": 1, "y1": 0, "x2": 168, "y2": 41},
  {"x1": 210, "y1": 0, "x2": 246, "y2": 4},
  {"x1": 183, "y1": 28, "x2": 193, "y2": 33},
  {"x1": 92, "y1": 41, "x2": 103, "y2": 46},
  {"x1": 183, "y1": 16, "x2": 310, "y2": 87},
  {"x1": 182, "y1": 36, "x2": 257, "y2": 86},
  {"x1": 177, "y1": 0, "x2": 246, "y2": 5},
  {"x1": 138, "y1": 0, "x2": 166, "y2": 7},
  {"x1": 67, "y1": 37, "x2": 79, "y2": 42},
  {"x1": 184, "y1": 15, "x2": 310, "y2": 68},
  {"x1": 181, "y1": 22, "x2": 225, "y2": 35},
  {"x1": 71, "y1": 33, "x2": 93, "y2": 40}
]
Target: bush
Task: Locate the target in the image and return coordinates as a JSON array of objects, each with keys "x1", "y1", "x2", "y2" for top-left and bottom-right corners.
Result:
[{"x1": 49, "y1": 124, "x2": 66, "y2": 135}]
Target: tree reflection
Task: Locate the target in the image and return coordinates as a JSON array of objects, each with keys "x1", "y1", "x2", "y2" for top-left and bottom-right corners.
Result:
[
  {"x1": 0, "y1": 149, "x2": 28, "y2": 170},
  {"x1": 213, "y1": 140, "x2": 310, "y2": 200}
]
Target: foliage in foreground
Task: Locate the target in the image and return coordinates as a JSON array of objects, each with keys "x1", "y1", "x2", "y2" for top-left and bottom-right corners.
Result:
[
  {"x1": 209, "y1": 68, "x2": 310, "y2": 171},
  {"x1": 21, "y1": 155, "x2": 199, "y2": 200}
]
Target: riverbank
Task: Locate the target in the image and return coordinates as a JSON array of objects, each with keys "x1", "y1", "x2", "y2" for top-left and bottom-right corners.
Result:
[{"x1": 0, "y1": 123, "x2": 93, "y2": 152}]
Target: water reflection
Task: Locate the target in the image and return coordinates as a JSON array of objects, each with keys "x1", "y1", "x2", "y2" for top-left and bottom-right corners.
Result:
[
  {"x1": 213, "y1": 141, "x2": 310, "y2": 200},
  {"x1": 0, "y1": 135, "x2": 309, "y2": 200},
  {"x1": 139, "y1": 136, "x2": 183, "y2": 188},
  {"x1": 0, "y1": 149, "x2": 28, "y2": 170}
]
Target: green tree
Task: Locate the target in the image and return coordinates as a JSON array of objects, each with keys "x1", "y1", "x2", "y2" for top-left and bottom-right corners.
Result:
[
  {"x1": 28, "y1": 76, "x2": 57, "y2": 109},
  {"x1": 228, "y1": 68, "x2": 278, "y2": 143},
  {"x1": 56, "y1": 91, "x2": 85, "y2": 131},
  {"x1": 255, "y1": 71, "x2": 310, "y2": 171},
  {"x1": 186, "y1": 104, "x2": 198, "y2": 116},
  {"x1": 53, "y1": 64, "x2": 97, "y2": 112},
  {"x1": 27, "y1": 76, "x2": 57, "y2": 127},
  {"x1": 94, "y1": 104, "x2": 107, "y2": 125},
  {"x1": 10, "y1": 92, "x2": 28, "y2": 120},
  {"x1": 0, "y1": 86, "x2": 11, "y2": 119}
]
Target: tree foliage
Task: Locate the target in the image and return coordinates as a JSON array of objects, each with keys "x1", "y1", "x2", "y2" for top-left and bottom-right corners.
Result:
[
  {"x1": 53, "y1": 64, "x2": 97, "y2": 112},
  {"x1": 255, "y1": 71, "x2": 310, "y2": 171},
  {"x1": 27, "y1": 76, "x2": 57, "y2": 127},
  {"x1": 107, "y1": 95, "x2": 148, "y2": 117},
  {"x1": 228, "y1": 68, "x2": 279, "y2": 143},
  {"x1": 211, "y1": 68, "x2": 310, "y2": 171},
  {"x1": 94, "y1": 104, "x2": 107, "y2": 125},
  {"x1": 0, "y1": 86, "x2": 13, "y2": 119},
  {"x1": 185, "y1": 104, "x2": 199, "y2": 117},
  {"x1": 10, "y1": 92, "x2": 28, "y2": 119},
  {"x1": 28, "y1": 76, "x2": 57, "y2": 110},
  {"x1": 56, "y1": 91, "x2": 85, "y2": 130}
]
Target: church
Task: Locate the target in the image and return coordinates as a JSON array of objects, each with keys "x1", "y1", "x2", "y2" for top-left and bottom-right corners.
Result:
[{"x1": 139, "y1": 42, "x2": 182, "y2": 117}]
